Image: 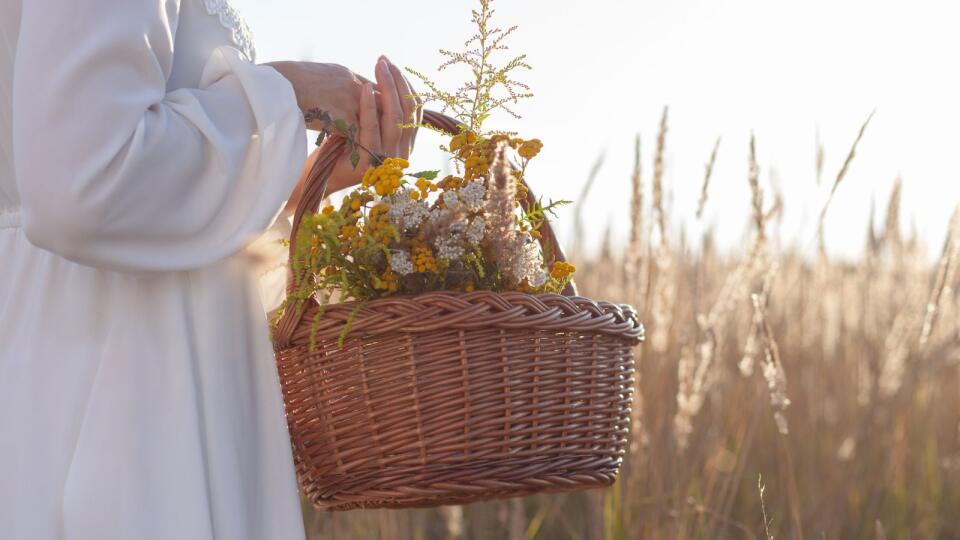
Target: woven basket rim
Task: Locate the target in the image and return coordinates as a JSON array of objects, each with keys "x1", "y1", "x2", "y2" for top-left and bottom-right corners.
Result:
[{"x1": 275, "y1": 290, "x2": 645, "y2": 348}]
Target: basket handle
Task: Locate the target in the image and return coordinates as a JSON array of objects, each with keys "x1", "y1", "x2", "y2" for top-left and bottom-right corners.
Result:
[{"x1": 274, "y1": 110, "x2": 576, "y2": 345}]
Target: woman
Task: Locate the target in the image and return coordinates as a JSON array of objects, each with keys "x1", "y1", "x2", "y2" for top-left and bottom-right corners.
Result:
[{"x1": 0, "y1": 0, "x2": 419, "y2": 538}]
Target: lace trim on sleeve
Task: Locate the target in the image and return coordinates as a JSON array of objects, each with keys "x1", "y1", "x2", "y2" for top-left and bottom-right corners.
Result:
[{"x1": 201, "y1": 0, "x2": 257, "y2": 62}]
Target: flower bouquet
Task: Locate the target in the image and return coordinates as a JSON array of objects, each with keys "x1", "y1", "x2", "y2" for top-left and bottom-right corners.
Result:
[{"x1": 272, "y1": 0, "x2": 644, "y2": 511}]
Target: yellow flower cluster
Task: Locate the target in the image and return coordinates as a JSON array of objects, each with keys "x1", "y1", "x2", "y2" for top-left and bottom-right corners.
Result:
[
  {"x1": 438, "y1": 175, "x2": 464, "y2": 191},
  {"x1": 413, "y1": 177, "x2": 438, "y2": 200},
  {"x1": 449, "y1": 130, "x2": 543, "y2": 182},
  {"x1": 370, "y1": 202, "x2": 390, "y2": 219},
  {"x1": 377, "y1": 269, "x2": 400, "y2": 292},
  {"x1": 358, "y1": 203, "x2": 395, "y2": 248},
  {"x1": 463, "y1": 151, "x2": 490, "y2": 182},
  {"x1": 413, "y1": 244, "x2": 438, "y2": 273},
  {"x1": 361, "y1": 158, "x2": 409, "y2": 196},
  {"x1": 449, "y1": 131, "x2": 477, "y2": 152},
  {"x1": 343, "y1": 191, "x2": 373, "y2": 213},
  {"x1": 518, "y1": 139, "x2": 543, "y2": 160},
  {"x1": 515, "y1": 180, "x2": 529, "y2": 207},
  {"x1": 550, "y1": 261, "x2": 576, "y2": 281},
  {"x1": 450, "y1": 131, "x2": 491, "y2": 181}
]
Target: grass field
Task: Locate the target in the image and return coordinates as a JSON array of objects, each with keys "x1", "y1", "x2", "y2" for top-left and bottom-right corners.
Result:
[{"x1": 300, "y1": 109, "x2": 960, "y2": 539}]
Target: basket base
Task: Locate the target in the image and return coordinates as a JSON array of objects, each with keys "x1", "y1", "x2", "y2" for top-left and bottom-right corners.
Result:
[
  {"x1": 300, "y1": 456, "x2": 622, "y2": 511},
  {"x1": 308, "y1": 473, "x2": 617, "y2": 512}
]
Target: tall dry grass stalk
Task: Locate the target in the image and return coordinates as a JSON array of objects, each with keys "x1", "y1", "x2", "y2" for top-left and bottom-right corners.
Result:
[
  {"x1": 884, "y1": 177, "x2": 902, "y2": 247},
  {"x1": 758, "y1": 474, "x2": 773, "y2": 540},
  {"x1": 696, "y1": 137, "x2": 722, "y2": 219},
  {"x1": 649, "y1": 106, "x2": 674, "y2": 353},
  {"x1": 626, "y1": 134, "x2": 645, "y2": 307},
  {"x1": 817, "y1": 110, "x2": 875, "y2": 237},
  {"x1": 651, "y1": 107, "x2": 668, "y2": 243},
  {"x1": 625, "y1": 133, "x2": 650, "y2": 455},
  {"x1": 815, "y1": 130, "x2": 825, "y2": 186},
  {"x1": 919, "y1": 205, "x2": 960, "y2": 346},
  {"x1": 751, "y1": 286, "x2": 790, "y2": 434}
]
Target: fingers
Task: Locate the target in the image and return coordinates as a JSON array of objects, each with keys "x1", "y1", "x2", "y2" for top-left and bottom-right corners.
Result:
[
  {"x1": 375, "y1": 56, "x2": 403, "y2": 157},
  {"x1": 355, "y1": 73, "x2": 375, "y2": 87},
  {"x1": 358, "y1": 82, "x2": 382, "y2": 166},
  {"x1": 354, "y1": 72, "x2": 384, "y2": 116},
  {"x1": 387, "y1": 60, "x2": 419, "y2": 159}
]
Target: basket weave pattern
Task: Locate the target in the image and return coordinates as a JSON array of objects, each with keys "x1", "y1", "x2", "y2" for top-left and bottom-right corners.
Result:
[{"x1": 273, "y1": 111, "x2": 644, "y2": 510}]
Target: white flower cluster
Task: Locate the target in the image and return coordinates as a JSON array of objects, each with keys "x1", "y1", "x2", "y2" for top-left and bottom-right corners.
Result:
[
  {"x1": 466, "y1": 217, "x2": 486, "y2": 244},
  {"x1": 442, "y1": 190, "x2": 461, "y2": 211},
  {"x1": 432, "y1": 213, "x2": 487, "y2": 263},
  {"x1": 490, "y1": 230, "x2": 549, "y2": 287},
  {"x1": 504, "y1": 233, "x2": 548, "y2": 287},
  {"x1": 389, "y1": 249, "x2": 413, "y2": 275},
  {"x1": 437, "y1": 181, "x2": 486, "y2": 214},
  {"x1": 387, "y1": 190, "x2": 429, "y2": 230},
  {"x1": 425, "y1": 208, "x2": 443, "y2": 228},
  {"x1": 458, "y1": 181, "x2": 486, "y2": 210},
  {"x1": 435, "y1": 222, "x2": 467, "y2": 261}
]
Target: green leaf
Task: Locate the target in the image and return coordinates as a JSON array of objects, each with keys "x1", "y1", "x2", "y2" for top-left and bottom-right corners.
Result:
[
  {"x1": 315, "y1": 131, "x2": 326, "y2": 147},
  {"x1": 350, "y1": 150, "x2": 360, "y2": 169},
  {"x1": 409, "y1": 170, "x2": 440, "y2": 180},
  {"x1": 333, "y1": 119, "x2": 348, "y2": 133}
]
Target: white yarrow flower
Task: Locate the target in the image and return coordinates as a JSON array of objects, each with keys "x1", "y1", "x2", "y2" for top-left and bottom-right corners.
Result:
[
  {"x1": 428, "y1": 207, "x2": 451, "y2": 225},
  {"x1": 435, "y1": 235, "x2": 465, "y2": 261},
  {"x1": 433, "y1": 222, "x2": 468, "y2": 261},
  {"x1": 442, "y1": 190, "x2": 462, "y2": 211},
  {"x1": 389, "y1": 250, "x2": 414, "y2": 275},
  {"x1": 504, "y1": 233, "x2": 548, "y2": 286},
  {"x1": 387, "y1": 190, "x2": 429, "y2": 230},
  {"x1": 459, "y1": 181, "x2": 486, "y2": 210},
  {"x1": 466, "y1": 217, "x2": 486, "y2": 245}
]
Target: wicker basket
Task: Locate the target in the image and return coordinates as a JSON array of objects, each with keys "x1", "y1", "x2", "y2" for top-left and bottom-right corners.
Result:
[{"x1": 272, "y1": 111, "x2": 644, "y2": 511}]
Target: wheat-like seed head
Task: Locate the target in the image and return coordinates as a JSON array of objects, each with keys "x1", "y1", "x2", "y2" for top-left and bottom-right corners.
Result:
[{"x1": 696, "y1": 136, "x2": 721, "y2": 220}]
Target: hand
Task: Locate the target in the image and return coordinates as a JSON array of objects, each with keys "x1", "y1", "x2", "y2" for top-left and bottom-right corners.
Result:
[
  {"x1": 265, "y1": 61, "x2": 371, "y2": 131},
  {"x1": 327, "y1": 55, "x2": 419, "y2": 192},
  {"x1": 284, "y1": 57, "x2": 422, "y2": 212}
]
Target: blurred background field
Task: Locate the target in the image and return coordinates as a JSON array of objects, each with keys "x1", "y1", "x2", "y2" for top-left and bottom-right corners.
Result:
[{"x1": 232, "y1": 1, "x2": 960, "y2": 537}]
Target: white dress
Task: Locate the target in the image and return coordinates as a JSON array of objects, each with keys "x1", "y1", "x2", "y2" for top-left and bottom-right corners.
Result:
[{"x1": 0, "y1": 0, "x2": 308, "y2": 538}]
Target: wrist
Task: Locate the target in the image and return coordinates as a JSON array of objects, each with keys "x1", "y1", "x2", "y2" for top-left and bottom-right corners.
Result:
[{"x1": 263, "y1": 61, "x2": 307, "y2": 112}]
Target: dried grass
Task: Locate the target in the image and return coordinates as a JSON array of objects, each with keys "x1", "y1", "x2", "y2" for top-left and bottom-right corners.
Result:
[
  {"x1": 650, "y1": 107, "x2": 675, "y2": 353},
  {"x1": 817, "y1": 110, "x2": 876, "y2": 237},
  {"x1": 696, "y1": 137, "x2": 721, "y2": 219},
  {"x1": 919, "y1": 205, "x2": 960, "y2": 345}
]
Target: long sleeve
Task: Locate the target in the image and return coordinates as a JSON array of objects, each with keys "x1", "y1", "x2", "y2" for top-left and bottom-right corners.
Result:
[{"x1": 12, "y1": 0, "x2": 307, "y2": 272}]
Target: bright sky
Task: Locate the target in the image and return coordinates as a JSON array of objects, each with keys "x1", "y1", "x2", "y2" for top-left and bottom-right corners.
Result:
[{"x1": 233, "y1": 0, "x2": 960, "y2": 260}]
